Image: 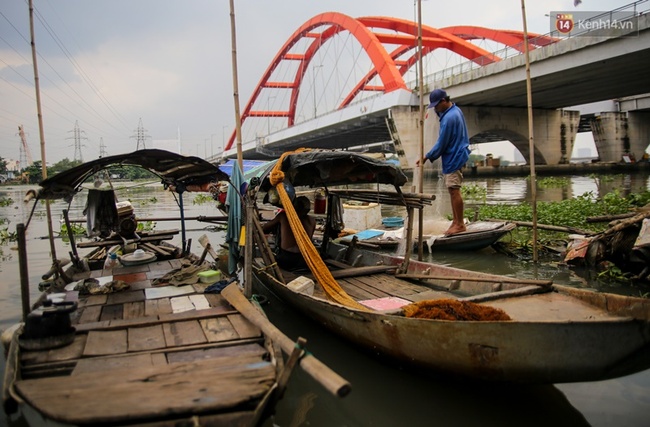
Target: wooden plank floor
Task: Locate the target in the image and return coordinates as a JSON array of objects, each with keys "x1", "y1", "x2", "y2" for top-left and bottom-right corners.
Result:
[
  {"x1": 15, "y1": 260, "x2": 276, "y2": 425},
  {"x1": 276, "y1": 262, "x2": 627, "y2": 323}
]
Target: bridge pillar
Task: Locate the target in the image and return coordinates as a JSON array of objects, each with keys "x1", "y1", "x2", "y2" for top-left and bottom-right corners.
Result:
[
  {"x1": 394, "y1": 105, "x2": 580, "y2": 168},
  {"x1": 592, "y1": 111, "x2": 650, "y2": 162}
]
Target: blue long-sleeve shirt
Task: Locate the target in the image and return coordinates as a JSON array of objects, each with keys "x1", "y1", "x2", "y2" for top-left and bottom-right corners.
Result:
[{"x1": 425, "y1": 103, "x2": 470, "y2": 174}]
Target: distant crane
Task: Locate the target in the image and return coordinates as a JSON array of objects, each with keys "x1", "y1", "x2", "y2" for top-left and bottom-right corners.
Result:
[{"x1": 17, "y1": 125, "x2": 34, "y2": 170}]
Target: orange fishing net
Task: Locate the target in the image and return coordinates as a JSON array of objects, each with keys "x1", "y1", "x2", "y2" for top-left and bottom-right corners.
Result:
[
  {"x1": 403, "y1": 299, "x2": 511, "y2": 321},
  {"x1": 270, "y1": 149, "x2": 369, "y2": 311}
]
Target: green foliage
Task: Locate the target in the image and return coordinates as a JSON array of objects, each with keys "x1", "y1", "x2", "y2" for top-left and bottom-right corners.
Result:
[
  {"x1": 193, "y1": 194, "x2": 216, "y2": 205},
  {"x1": 538, "y1": 177, "x2": 570, "y2": 188},
  {"x1": 137, "y1": 221, "x2": 156, "y2": 232},
  {"x1": 626, "y1": 191, "x2": 650, "y2": 208},
  {"x1": 48, "y1": 158, "x2": 83, "y2": 176},
  {"x1": 129, "y1": 197, "x2": 158, "y2": 207},
  {"x1": 476, "y1": 190, "x2": 635, "y2": 233},
  {"x1": 0, "y1": 227, "x2": 16, "y2": 243},
  {"x1": 461, "y1": 183, "x2": 487, "y2": 204},
  {"x1": 60, "y1": 222, "x2": 86, "y2": 237},
  {"x1": 0, "y1": 197, "x2": 14, "y2": 207},
  {"x1": 0, "y1": 156, "x2": 7, "y2": 174},
  {"x1": 597, "y1": 262, "x2": 632, "y2": 284},
  {"x1": 23, "y1": 161, "x2": 44, "y2": 184},
  {"x1": 107, "y1": 166, "x2": 157, "y2": 180}
]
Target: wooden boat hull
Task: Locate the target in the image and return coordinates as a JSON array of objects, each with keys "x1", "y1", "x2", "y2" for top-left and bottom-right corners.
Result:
[
  {"x1": 251, "y1": 149, "x2": 650, "y2": 383},
  {"x1": 340, "y1": 222, "x2": 516, "y2": 252},
  {"x1": 253, "y1": 246, "x2": 650, "y2": 384},
  {"x1": 3, "y1": 150, "x2": 285, "y2": 426},
  {"x1": 4, "y1": 258, "x2": 281, "y2": 426},
  {"x1": 427, "y1": 222, "x2": 517, "y2": 251}
]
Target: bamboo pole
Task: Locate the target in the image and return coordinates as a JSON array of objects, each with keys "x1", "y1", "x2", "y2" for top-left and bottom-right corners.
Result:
[
  {"x1": 221, "y1": 283, "x2": 351, "y2": 398},
  {"x1": 521, "y1": 0, "x2": 539, "y2": 263},
  {"x1": 17, "y1": 224, "x2": 30, "y2": 321},
  {"x1": 229, "y1": 0, "x2": 244, "y2": 170},
  {"x1": 28, "y1": 0, "x2": 58, "y2": 266},
  {"x1": 416, "y1": 0, "x2": 425, "y2": 261}
]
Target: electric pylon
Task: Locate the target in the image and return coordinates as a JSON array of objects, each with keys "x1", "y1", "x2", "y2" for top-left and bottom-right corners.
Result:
[
  {"x1": 131, "y1": 118, "x2": 151, "y2": 150},
  {"x1": 67, "y1": 121, "x2": 87, "y2": 162}
]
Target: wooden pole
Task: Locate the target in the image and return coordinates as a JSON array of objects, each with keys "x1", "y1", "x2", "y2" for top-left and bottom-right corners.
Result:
[
  {"x1": 221, "y1": 283, "x2": 351, "y2": 397},
  {"x1": 28, "y1": 0, "x2": 58, "y2": 265},
  {"x1": 416, "y1": 0, "x2": 425, "y2": 261},
  {"x1": 229, "y1": 0, "x2": 244, "y2": 170},
  {"x1": 17, "y1": 224, "x2": 30, "y2": 320},
  {"x1": 521, "y1": 0, "x2": 539, "y2": 263},
  {"x1": 244, "y1": 198, "x2": 254, "y2": 298}
]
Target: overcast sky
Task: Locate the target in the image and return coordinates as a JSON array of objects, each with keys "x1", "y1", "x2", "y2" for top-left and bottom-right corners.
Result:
[{"x1": 0, "y1": 0, "x2": 630, "y2": 165}]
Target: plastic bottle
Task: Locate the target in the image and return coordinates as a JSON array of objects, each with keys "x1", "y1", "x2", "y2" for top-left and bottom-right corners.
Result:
[{"x1": 103, "y1": 252, "x2": 120, "y2": 269}]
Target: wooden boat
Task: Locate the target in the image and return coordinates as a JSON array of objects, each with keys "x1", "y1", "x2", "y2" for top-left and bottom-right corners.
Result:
[
  {"x1": 2, "y1": 149, "x2": 349, "y2": 426},
  {"x1": 339, "y1": 221, "x2": 517, "y2": 252},
  {"x1": 425, "y1": 221, "x2": 517, "y2": 251},
  {"x1": 249, "y1": 149, "x2": 650, "y2": 384}
]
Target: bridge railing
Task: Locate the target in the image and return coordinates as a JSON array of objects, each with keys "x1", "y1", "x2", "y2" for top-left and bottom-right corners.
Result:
[{"x1": 409, "y1": 0, "x2": 649, "y2": 92}]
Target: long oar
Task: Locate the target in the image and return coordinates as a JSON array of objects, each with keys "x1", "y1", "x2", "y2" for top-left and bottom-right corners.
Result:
[{"x1": 221, "y1": 283, "x2": 351, "y2": 398}]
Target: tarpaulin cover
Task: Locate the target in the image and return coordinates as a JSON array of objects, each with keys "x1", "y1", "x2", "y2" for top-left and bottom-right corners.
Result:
[
  {"x1": 259, "y1": 150, "x2": 407, "y2": 191},
  {"x1": 37, "y1": 149, "x2": 229, "y2": 201}
]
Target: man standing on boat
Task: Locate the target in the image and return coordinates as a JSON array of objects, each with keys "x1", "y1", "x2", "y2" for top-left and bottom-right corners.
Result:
[{"x1": 416, "y1": 89, "x2": 470, "y2": 236}]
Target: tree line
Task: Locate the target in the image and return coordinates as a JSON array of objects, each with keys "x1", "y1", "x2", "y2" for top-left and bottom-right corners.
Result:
[{"x1": 0, "y1": 156, "x2": 155, "y2": 184}]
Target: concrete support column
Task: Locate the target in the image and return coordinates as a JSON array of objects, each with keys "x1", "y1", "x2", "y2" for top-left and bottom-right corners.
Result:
[
  {"x1": 591, "y1": 112, "x2": 630, "y2": 162},
  {"x1": 627, "y1": 111, "x2": 650, "y2": 161},
  {"x1": 592, "y1": 111, "x2": 650, "y2": 162}
]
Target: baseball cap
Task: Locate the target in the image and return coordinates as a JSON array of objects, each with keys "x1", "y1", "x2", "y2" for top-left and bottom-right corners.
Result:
[{"x1": 428, "y1": 89, "x2": 447, "y2": 109}]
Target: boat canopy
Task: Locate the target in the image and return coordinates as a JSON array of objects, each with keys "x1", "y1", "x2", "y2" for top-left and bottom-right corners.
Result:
[
  {"x1": 259, "y1": 150, "x2": 407, "y2": 191},
  {"x1": 36, "y1": 149, "x2": 230, "y2": 201}
]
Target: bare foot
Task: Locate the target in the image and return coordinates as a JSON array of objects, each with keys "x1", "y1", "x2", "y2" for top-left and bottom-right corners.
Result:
[{"x1": 444, "y1": 225, "x2": 466, "y2": 236}]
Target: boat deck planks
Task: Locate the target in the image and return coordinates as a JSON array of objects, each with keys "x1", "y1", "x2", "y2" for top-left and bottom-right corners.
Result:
[
  {"x1": 84, "y1": 330, "x2": 127, "y2": 356},
  {"x1": 13, "y1": 258, "x2": 276, "y2": 425},
  {"x1": 127, "y1": 324, "x2": 166, "y2": 352},
  {"x1": 15, "y1": 356, "x2": 276, "y2": 425},
  {"x1": 278, "y1": 262, "x2": 632, "y2": 324}
]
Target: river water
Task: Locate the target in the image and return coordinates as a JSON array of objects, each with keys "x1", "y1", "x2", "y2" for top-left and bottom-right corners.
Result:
[{"x1": 1, "y1": 171, "x2": 649, "y2": 427}]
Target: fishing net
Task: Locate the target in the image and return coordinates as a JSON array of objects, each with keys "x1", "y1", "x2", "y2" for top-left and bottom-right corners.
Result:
[{"x1": 403, "y1": 299, "x2": 511, "y2": 321}]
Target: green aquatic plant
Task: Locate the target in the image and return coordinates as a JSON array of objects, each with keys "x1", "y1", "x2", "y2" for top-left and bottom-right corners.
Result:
[
  {"x1": 193, "y1": 194, "x2": 216, "y2": 205},
  {"x1": 537, "y1": 177, "x2": 570, "y2": 188},
  {"x1": 60, "y1": 223, "x2": 86, "y2": 237},
  {"x1": 0, "y1": 227, "x2": 17, "y2": 243},
  {"x1": 137, "y1": 221, "x2": 156, "y2": 232},
  {"x1": 461, "y1": 184, "x2": 487, "y2": 203},
  {"x1": 597, "y1": 262, "x2": 632, "y2": 284}
]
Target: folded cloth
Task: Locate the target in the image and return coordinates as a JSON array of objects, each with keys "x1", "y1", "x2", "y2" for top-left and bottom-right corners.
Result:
[
  {"x1": 204, "y1": 277, "x2": 238, "y2": 294},
  {"x1": 152, "y1": 263, "x2": 211, "y2": 287}
]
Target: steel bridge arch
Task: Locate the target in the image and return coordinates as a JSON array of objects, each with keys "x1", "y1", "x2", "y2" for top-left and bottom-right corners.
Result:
[
  {"x1": 226, "y1": 14, "x2": 556, "y2": 150},
  {"x1": 227, "y1": 11, "x2": 404, "y2": 150},
  {"x1": 442, "y1": 25, "x2": 557, "y2": 52}
]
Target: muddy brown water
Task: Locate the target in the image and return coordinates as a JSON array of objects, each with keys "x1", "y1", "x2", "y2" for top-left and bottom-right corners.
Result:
[{"x1": 1, "y1": 172, "x2": 649, "y2": 426}]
